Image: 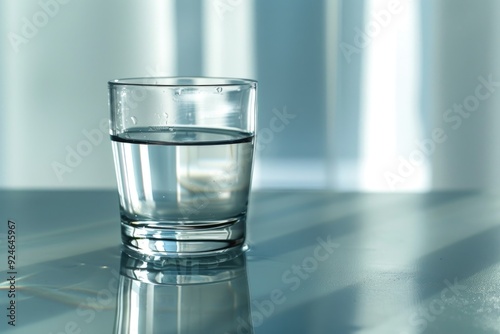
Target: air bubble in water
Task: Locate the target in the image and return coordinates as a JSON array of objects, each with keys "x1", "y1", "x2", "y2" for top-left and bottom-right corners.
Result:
[
  {"x1": 216, "y1": 87, "x2": 223, "y2": 93},
  {"x1": 130, "y1": 116, "x2": 137, "y2": 124}
]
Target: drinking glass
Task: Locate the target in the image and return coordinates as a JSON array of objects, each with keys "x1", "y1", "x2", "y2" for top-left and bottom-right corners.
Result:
[{"x1": 108, "y1": 77, "x2": 257, "y2": 256}]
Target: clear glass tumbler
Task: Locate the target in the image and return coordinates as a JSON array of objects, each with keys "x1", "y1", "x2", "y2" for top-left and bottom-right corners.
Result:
[{"x1": 108, "y1": 77, "x2": 257, "y2": 256}]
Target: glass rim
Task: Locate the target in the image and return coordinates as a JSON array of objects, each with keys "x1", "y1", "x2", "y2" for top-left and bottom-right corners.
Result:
[{"x1": 108, "y1": 76, "x2": 257, "y2": 88}]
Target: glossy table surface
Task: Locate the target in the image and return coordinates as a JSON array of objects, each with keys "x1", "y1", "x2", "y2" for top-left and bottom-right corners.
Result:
[{"x1": 1, "y1": 190, "x2": 500, "y2": 334}]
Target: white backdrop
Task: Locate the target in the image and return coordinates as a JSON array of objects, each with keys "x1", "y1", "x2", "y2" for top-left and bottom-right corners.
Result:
[{"x1": 1, "y1": 0, "x2": 500, "y2": 191}]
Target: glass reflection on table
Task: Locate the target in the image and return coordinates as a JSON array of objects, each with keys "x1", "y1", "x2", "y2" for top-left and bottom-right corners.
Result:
[{"x1": 114, "y1": 249, "x2": 253, "y2": 334}]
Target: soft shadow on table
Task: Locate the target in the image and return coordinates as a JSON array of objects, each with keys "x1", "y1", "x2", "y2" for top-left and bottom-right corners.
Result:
[
  {"x1": 416, "y1": 224, "x2": 500, "y2": 294},
  {"x1": 255, "y1": 284, "x2": 361, "y2": 333},
  {"x1": 248, "y1": 192, "x2": 474, "y2": 259},
  {"x1": 413, "y1": 224, "x2": 500, "y2": 334}
]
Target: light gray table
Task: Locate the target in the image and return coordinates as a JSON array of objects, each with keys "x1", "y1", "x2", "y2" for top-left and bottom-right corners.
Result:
[{"x1": 1, "y1": 190, "x2": 500, "y2": 333}]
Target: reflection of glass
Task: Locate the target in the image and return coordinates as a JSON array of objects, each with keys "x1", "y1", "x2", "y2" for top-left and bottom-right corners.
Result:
[{"x1": 114, "y1": 249, "x2": 253, "y2": 334}]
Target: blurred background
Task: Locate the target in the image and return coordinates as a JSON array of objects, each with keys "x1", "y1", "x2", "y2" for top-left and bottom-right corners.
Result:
[{"x1": 1, "y1": 0, "x2": 500, "y2": 191}]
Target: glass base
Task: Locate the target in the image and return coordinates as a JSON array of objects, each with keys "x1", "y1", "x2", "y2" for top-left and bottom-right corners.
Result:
[{"x1": 121, "y1": 215, "x2": 246, "y2": 257}]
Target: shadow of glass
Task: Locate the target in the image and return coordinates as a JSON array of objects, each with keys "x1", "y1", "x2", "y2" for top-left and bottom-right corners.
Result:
[{"x1": 114, "y1": 249, "x2": 254, "y2": 334}]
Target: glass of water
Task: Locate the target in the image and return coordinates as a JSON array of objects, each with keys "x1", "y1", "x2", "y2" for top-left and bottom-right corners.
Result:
[{"x1": 108, "y1": 77, "x2": 256, "y2": 256}]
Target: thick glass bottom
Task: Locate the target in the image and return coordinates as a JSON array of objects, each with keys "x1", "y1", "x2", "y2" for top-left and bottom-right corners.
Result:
[{"x1": 121, "y1": 215, "x2": 247, "y2": 257}]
